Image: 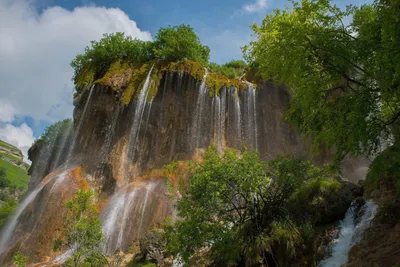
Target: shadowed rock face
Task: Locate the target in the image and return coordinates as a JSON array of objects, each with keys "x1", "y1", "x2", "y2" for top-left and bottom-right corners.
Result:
[{"x1": 1, "y1": 72, "x2": 369, "y2": 264}]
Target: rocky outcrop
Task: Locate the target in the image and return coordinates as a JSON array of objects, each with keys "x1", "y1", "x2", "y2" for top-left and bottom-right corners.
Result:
[{"x1": 0, "y1": 69, "x2": 370, "y2": 265}]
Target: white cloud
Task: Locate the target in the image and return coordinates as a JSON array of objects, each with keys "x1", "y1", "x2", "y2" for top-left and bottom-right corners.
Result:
[
  {"x1": 243, "y1": 0, "x2": 268, "y2": 13},
  {"x1": 0, "y1": 0, "x2": 152, "y2": 123},
  {"x1": 0, "y1": 101, "x2": 16, "y2": 123},
  {"x1": 0, "y1": 123, "x2": 35, "y2": 161}
]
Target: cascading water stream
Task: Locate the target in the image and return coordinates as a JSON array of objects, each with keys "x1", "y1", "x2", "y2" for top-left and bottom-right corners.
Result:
[
  {"x1": 0, "y1": 178, "x2": 53, "y2": 254},
  {"x1": 318, "y1": 201, "x2": 378, "y2": 267},
  {"x1": 65, "y1": 85, "x2": 95, "y2": 165},
  {"x1": 233, "y1": 87, "x2": 242, "y2": 147},
  {"x1": 242, "y1": 84, "x2": 258, "y2": 151},
  {"x1": 126, "y1": 65, "x2": 154, "y2": 162},
  {"x1": 51, "y1": 122, "x2": 74, "y2": 170},
  {"x1": 101, "y1": 182, "x2": 156, "y2": 255},
  {"x1": 191, "y1": 69, "x2": 208, "y2": 151}
]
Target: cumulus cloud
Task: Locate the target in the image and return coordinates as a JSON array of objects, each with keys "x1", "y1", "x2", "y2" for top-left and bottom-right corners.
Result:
[
  {"x1": 243, "y1": 0, "x2": 268, "y2": 13},
  {"x1": 0, "y1": 101, "x2": 16, "y2": 123},
  {"x1": 0, "y1": 123, "x2": 35, "y2": 161},
  {"x1": 0, "y1": 0, "x2": 152, "y2": 123}
]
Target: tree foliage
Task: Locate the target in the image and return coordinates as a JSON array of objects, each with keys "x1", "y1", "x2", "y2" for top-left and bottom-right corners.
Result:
[
  {"x1": 243, "y1": 0, "x2": 400, "y2": 162},
  {"x1": 54, "y1": 189, "x2": 107, "y2": 267},
  {"x1": 164, "y1": 147, "x2": 340, "y2": 266},
  {"x1": 153, "y1": 25, "x2": 210, "y2": 66},
  {"x1": 208, "y1": 59, "x2": 247, "y2": 79},
  {"x1": 71, "y1": 25, "x2": 210, "y2": 82}
]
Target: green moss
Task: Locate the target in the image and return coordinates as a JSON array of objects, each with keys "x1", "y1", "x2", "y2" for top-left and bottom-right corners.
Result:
[
  {"x1": 365, "y1": 143, "x2": 400, "y2": 195},
  {"x1": 75, "y1": 58, "x2": 257, "y2": 105},
  {"x1": 147, "y1": 71, "x2": 162, "y2": 101},
  {"x1": 75, "y1": 64, "x2": 97, "y2": 92},
  {"x1": 121, "y1": 64, "x2": 151, "y2": 105},
  {"x1": 95, "y1": 60, "x2": 132, "y2": 90},
  {"x1": 158, "y1": 59, "x2": 205, "y2": 80}
]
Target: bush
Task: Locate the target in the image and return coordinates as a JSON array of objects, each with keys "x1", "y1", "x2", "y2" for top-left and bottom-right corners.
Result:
[
  {"x1": 71, "y1": 24, "x2": 211, "y2": 85},
  {"x1": 208, "y1": 59, "x2": 247, "y2": 79},
  {"x1": 164, "y1": 148, "x2": 337, "y2": 266},
  {"x1": 71, "y1": 32, "x2": 154, "y2": 81},
  {"x1": 153, "y1": 25, "x2": 210, "y2": 66},
  {"x1": 365, "y1": 143, "x2": 400, "y2": 195}
]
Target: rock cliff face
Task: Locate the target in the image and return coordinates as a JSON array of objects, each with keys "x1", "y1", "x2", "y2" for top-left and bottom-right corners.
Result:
[{"x1": 0, "y1": 70, "x2": 369, "y2": 264}]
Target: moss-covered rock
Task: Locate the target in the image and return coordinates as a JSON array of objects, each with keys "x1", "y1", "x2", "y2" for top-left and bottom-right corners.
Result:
[
  {"x1": 74, "y1": 59, "x2": 257, "y2": 105},
  {"x1": 365, "y1": 143, "x2": 400, "y2": 195}
]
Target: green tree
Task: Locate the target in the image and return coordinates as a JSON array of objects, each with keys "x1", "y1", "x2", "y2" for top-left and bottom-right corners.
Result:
[
  {"x1": 243, "y1": 0, "x2": 400, "y2": 162},
  {"x1": 153, "y1": 25, "x2": 210, "y2": 65},
  {"x1": 54, "y1": 189, "x2": 107, "y2": 267},
  {"x1": 71, "y1": 32, "x2": 155, "y2": 81},
  {"x1": 164, "y1": 147, "x2": 339, "y2": 266}
]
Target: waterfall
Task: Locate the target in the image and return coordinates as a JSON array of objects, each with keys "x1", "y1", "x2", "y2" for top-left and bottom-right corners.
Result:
[
  {"x1": 213, "y1": 88, "x2": 226, "y2": 153},
  {"x1": 233, "y1": 87, "x2": 242, "y2": 147},
  {"x1": 126, "y1": 65, "x2": 154, "y2": 167},
  {"x1": 51, "y1": 122, "x2": 73, "y2": 170},
  {"x1": 191, "y1": 69, "x2": 208, "y2": 151},
  {"x1": 0, "y1": 178, "x2": 53, "y2": 254},
  {"x1": 101, "y1": 181, "x2": 156, "y2": 255},
  {"x1": 318, "y1": 201, "x2": 378, "y2": 267},
  {"x1": 242, "y1": 84, "x2": 258, "y2": 151},
  {"x1": 100, "y1": 106, "x2": 120, "y2": 165},
  {"x1": 66, "y1": 85, "x2": 95, "y2": 164}
]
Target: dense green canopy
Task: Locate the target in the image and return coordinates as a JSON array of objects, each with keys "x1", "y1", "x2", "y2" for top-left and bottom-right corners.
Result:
[
  {"x1": 71, "y1": 25, "x2": 211, "y2": 82},
  {"x1": 244, "y1": 0, "x2": 400, "y2": 162}
]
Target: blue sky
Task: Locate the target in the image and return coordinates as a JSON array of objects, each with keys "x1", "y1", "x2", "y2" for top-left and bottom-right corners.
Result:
[{"x1": 0, "y1": 0, "x2": 371, "y2": 159}]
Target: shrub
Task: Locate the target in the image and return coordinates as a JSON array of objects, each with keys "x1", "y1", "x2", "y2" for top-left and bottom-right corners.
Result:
[
  {"x1": 365, "y1": 143, "x2": 400, "y2": 195},
  {"x1": 153, "y1": 25, "x2": 210, "y2": 65},
  {"x1": 164, "y1": 148, "x2": 336, "y2": 266}
]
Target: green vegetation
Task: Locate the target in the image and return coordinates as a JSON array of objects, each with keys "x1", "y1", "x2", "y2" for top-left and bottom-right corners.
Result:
[
  {"x1": 0, "y1": 139, "x2": 20, "y2": 154},
  {"x1": 208, "y1": 59, "x2": 247, "y2": 79},
  {"x1": 0, "y1": 201, "x2": 17, "y2": 228},
  {"x1": 72, "y1": 25, "x2": 254, "y2": 104},
  {"x1": 164, "y1": 147, "x2": 342, "y2": 266},
  {"x1": 72, "y1": 25, "x2": 210, "y2": 91},
  {"x1": 13, "y1": 251, "x2": 29, "y2": 267},
  {"x1": 243, "y1": 0, "x2": 400, "y2": 163},
  {"x1": 28, "y1": 119, "x2": 73, "y2": 166},
  {"x1": 53, "y1": 190, "x2": 107, "y2": 267},
  {"x1": 0, "y1": 140, "x2": 30, "y2": 229},
  {"x1": 153, "y1": 25, "x2": 210, "y2": 66},
  {"x1": 0, "y1": 160, "x2": 29, "y2": 190},
  {"x1": 365, "y1": 143, "x2": 400, "y2": 195}
]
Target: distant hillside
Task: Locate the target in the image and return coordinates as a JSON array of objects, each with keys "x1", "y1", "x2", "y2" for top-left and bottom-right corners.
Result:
[
  {"x1": 0, "y1": 139, "x2": 30, "y2": 190},
  {"x1": 0, "y1": 139, "x2": 31, "y2": 227}
]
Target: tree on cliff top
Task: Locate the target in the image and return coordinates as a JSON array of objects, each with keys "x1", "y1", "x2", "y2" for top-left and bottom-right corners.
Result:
[
  {"x1": 71, "y1": 24, "x2": 210, "y2": 80},
  {"x1": 153, "y1": 24, "x2": 210, "y2": 66},
  {"x1": 243, "y1": 0, "x2": 400, "y2": 162}
]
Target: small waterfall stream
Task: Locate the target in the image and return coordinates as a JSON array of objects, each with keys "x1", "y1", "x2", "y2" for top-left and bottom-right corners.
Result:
[
  {"x1": 191, "y1": 69, "x2": 208, "y2": 151},
  {"x1": 51, "y1": 122, "x2": 73, "y2": 170},
  {"x1": 101, "y1": 181, "x2": 156, "y2": 255},
  {"x1": 0, "y1": 179, "x2": 54, "y2": 254},
  {"x1": 319, "y1": 201, "x2": 378, "y2": 267},
  {"x1": 126, "y1": 65, "x2": 154, "y2": 162}
]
